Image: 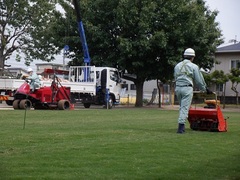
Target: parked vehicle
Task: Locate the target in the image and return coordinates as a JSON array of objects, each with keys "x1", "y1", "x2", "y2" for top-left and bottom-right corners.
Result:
[
  {"x1": 0, "y1": 69, "x2": 23, "y2": 106},
  {"x1": 42, "y1": 66, "x2": 122, "y2": 108},
  {"x1": 13, "y1": 74, "x2": 73, "y2": 110}
]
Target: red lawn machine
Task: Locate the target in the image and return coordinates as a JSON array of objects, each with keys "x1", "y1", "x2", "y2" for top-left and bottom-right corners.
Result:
[
  {"x1": 188, "y1": 91, "x2": 227, "y2": 132},
  {"x1": 13, "y1": 74, "x2": 74, "y2": 110}
]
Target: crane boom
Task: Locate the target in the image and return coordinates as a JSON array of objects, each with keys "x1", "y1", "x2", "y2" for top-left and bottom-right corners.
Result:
[{"x1": 72, "y1": 0, "x2": 91, "y2": 66}]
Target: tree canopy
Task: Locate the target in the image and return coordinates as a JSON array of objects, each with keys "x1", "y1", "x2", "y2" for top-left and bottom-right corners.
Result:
[
  {"x1": 56, "y1": 0, "x2": 223, "y2": 106},
  {"x1": 0, "y1": 0, "x2": 61, "y2": 73}
]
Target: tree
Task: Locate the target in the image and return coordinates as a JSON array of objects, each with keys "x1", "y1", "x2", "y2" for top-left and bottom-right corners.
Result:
[
  {"x1": 228, "y1": 68, "x2": 240, "y2": 105},
  {"x1": 0, "y1": 0, "x2": 60, "y2": 75},
  {"x1": 54, "y1": 0, "x2": 223, "y2": 107},
  {"x1": 207, "y1": 70, "x2": 228, "y2": 108}
]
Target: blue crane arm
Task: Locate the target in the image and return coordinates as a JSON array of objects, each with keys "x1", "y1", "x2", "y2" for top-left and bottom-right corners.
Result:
[{"x1": 72, "y1": 0, "x2": 91, "y2": 65}]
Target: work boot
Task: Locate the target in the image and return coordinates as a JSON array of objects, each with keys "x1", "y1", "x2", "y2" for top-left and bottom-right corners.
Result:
[
  {"x1": 177, "y1": 123, "x2": 185, "y2": 134},
  {"x1": 182, "y1": 124, "x2": 185, "y2": 132}
]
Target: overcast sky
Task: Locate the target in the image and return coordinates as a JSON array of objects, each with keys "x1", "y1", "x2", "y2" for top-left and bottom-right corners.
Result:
[
  {"x1": 205, "y1": 0, "x2": 240, "y2": 43},
  {"x1": 7, "y1": 0, "x2": 240, "y2": 70}
]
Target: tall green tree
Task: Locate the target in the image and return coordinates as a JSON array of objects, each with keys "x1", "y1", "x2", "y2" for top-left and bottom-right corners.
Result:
[
  {"x1": 56, "y1": 0, "x2": 223, "y2": 107},
  {"x1": 0, "y1": 0, "x2": 60, "y2": 75}
]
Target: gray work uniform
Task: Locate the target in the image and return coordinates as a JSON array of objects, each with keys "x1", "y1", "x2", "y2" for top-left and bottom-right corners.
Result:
[
  {"x1": 174, "y1": 59, "x2": 207, "y2": 124},
  {"x1": 28, "y1": 73, "x2": 41, "y2": 91}
]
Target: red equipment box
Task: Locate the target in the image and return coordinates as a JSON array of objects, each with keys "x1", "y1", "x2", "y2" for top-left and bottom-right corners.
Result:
[{"x1": 188, "y1": 92, "x2": 227, "y2": 132}]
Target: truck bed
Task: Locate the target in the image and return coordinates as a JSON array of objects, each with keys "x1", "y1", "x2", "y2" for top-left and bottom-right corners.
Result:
[
  {"x1": 0, "y1": 66, "x2": 98, "y2": 95},
  {"x1": 0, "y1": 79, "x2": 96, "y2": 95},
  {"x1": 0, "y1": 79, "x2": 25, "y2": 90},
  {"x1": 41, "y1": 81, "x2": 96, "y2": 95}
]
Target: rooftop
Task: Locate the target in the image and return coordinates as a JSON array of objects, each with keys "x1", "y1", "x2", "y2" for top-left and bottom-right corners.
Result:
[
  {"x1": 216, "y1": 42, "x2": 240, "y2": 53},
  {"x1": 35, "y1": 63, "x2": 65, "y2": 66}
]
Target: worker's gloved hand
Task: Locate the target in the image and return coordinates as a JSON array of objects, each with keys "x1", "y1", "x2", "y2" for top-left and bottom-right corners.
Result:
[
  {"x1": 25, "y1": 78, "x2": 30, "y2": 83},
  {"x1": 206, "y1": 88, "x2": 213, "y2": 94}
]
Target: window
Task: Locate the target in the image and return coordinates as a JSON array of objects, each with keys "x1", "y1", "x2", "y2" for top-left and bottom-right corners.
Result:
[
  {"x1": 231, "y1": 60, "x2": 240, "y2": 69},
  {"x1": 216, "y1": 84, "x2": 223, "y2": 92},
  {"x1": 122, "y1": 84, "x2": 128, "y2": 90},
  {"x1": 96, "y1": 71, "x2": 100, "y2": 79},
  {"x1": 130, "y1": 84, "x2": 136, "y2": 90},
  {"x1": 110, "y1": 70, "x2": 120, "y2": 83},
  {"x1": 163, "y1": 84, "x2": 170, "y2": 93}
]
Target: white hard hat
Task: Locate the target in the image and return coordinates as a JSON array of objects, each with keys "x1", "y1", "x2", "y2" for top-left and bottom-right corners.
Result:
[
  {"x1": 183, "y1": 48, "x2": 195, "y2": 57},
  {"x1": 27, "y1": 67, "x2": 33, "y2": 72}
]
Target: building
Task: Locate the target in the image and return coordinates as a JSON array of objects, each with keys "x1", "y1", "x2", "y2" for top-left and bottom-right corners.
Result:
[
  {"x1": 35, "y1": 63, "x2": 68, "y2": 74},
  {"x1": 213, "y1": 42, "x2": 240, "y2": 98},
  {"x1": 1, "y1": 67, "x2": 28, "y2": 79},
  {"x1": 120, "y1": 79, "x2": 172, "y2": 105},
  {"x1": 35, "y1": 63, "x2": 69, "y2": 79}
]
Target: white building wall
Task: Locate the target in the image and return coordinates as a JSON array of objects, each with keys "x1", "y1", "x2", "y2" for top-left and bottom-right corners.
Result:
[{"x1": 213, "y1": 53, "x2": 240, "y2": 96}]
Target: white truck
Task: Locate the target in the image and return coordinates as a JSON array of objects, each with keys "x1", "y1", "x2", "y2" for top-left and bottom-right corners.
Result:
[
  {"x1": 0, "y1": 66, "x2": 123, "y2": 109},
  {"x1": 0, "y1": 78, "x2": 23, "y2": 106}
]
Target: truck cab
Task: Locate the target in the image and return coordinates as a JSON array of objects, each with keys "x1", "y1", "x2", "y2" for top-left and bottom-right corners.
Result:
[{"x1": 68, "y1": 66, "x2": 122, "y2": 108}]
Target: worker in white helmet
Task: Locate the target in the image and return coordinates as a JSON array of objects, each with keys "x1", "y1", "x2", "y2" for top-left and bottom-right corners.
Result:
[
  {"x1": 174, "y1": 48, "x2": 211, "y2": 133},
  {"x1": 27, "y1": 67, "x2": 41, "y2": 91}
]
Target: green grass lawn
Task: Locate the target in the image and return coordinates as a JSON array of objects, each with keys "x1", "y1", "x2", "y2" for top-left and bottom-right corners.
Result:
[{"x1": 0, "y1": 108, "x2": 240, "y2": 179}]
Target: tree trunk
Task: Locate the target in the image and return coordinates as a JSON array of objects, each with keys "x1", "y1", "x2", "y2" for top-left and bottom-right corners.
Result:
[
  {"x1": 135, "y1": 80, "x2": 144, "y2": 107},
  {"x1": 223, "y1": 83, "x2": 226, "y2": 109},
  {"x1": 0, "y1": 54, "x2": 5, "y2": 76},
  {"x1": 236, "y1": 92, "x2": 239, "y2": 105}
]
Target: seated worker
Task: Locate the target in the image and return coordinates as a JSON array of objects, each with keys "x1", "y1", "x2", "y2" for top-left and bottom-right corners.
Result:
[{"x1": 27, "y1": 67, "x2": 41, "y2": 91}]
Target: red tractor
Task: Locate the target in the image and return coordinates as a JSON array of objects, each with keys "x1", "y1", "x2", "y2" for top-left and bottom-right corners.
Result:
[{"x1": 13, "y1": 75, "x2": 74, "y2": 110}]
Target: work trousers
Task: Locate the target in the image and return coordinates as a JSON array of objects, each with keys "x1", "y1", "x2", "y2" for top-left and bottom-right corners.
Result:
[{"x1": 175, "y1": 86, "x2": 193, "y2": 124}]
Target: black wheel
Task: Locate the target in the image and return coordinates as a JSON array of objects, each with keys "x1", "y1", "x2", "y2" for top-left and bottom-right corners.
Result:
[
  {"x1": 13, "y1": 100, "x2": 20, "y2": 110},
  {"x1": 83, "y1": 103, "x2": 91, "y2": 108},
  {"x1": 191, "y1": 121, "x2": 199, "y2": 130},
  {"x1": 210, "y1": 122, "x2": 218, "y2": 131},
  {"x1": 19, "y1": 99, "x2": 32, "y2": 110},
  {"x1": 6, "y1": 100, "x2": 13, "y2": 106},
  {"x1": 58, "y1": 100, "x2": 70, "y2": 110}
]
